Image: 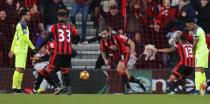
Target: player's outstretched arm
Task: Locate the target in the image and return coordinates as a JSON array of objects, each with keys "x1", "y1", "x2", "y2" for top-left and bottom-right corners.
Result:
[
  {"x1": 21, "y1": 34, "x2": 35, "y2": 50},
  {"x1": 127, "y1": 39, "x2": 136, "y2": 56},
  {"x1": 156, "y1": 47, "x2": 176, "y2": 53}
]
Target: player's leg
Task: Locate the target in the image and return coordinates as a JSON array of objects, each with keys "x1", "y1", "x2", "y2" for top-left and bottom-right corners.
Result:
[
  {"x1": 12, "y1": 53, "x2": 27, "y2": 93},
  {"x1": 195, "y1": 67, "x2": 206, "y2": 94},
  {"x1": 61, "y1": 69, "x2": 72, "y2": 95},
  {"x1": 47, "y1": 54, "x2": 64, "y2": 95},
  {"x1": 61, "y1": 55, "x2": 72, "y2": 95},
  {"x1": 70, "y1": 2, "x2": 81, "y2": 27},
  {"x1": 95, "y1": 54, "x2": 105, "y2": 69},
  {"x1": 181, "y1": 66, "x2": 194, "y2": 93},
  {"x1": 195, "y1": 51, "x2": 208, "y2": 94},
  {"x1": 166, "y1": 64, "x2": 184, "y2": 94},
  {"x1": 125, "y1": 67, "x2": 146, "y2": 92},
  {"x1": 116, "y1": 61, "x2": 132, "y2": 93},
  {"x1": 117, "y1": 61, "x2": 146, "y2": 92}
]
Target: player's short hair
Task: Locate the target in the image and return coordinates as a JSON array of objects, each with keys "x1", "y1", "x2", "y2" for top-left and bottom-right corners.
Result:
[
  {"x1": 186, "y1": 18, "x2": 196, "y2": 24},
  {"x1": 57, "y1": 9, "x2": 69, "y2": 17},
  {"x1": 103, "y1": 26, "x2": 112, "y2": 32},
  {"x1": 180, "y1": 35, "x2": 187, "y2": 42},
  {"x1": 19, "y1": 8, "x2": 29, "y2": 17}
]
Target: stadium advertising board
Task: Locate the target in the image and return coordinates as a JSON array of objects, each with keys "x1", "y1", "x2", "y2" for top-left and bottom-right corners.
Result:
[{"x1": 0, "y1": 69, "x2": 209, "y2": 94}]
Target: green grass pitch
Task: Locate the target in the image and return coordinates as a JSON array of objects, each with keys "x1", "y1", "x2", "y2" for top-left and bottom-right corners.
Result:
[{"x1": 0, "y1": 94, "x2": 209, "y2": 104}]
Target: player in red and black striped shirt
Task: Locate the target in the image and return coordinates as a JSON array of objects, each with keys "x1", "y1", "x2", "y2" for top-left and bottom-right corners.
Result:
[
  {"x1": 156, "y1": 34, "x2": 194, "y2": 94},
  {"x1": 36, "y1": 9, "x2": 79, "y2": 95},
  {"x1": 100, "y1": 27, "x2": 146, "y2": 93}
]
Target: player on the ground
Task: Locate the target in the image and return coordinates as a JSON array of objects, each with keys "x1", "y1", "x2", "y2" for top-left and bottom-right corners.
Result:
[
  {"x1": 36, "y1": 9, "x2": 79, "y2": 95},
  {"x1": 8, "y1": 8, "x2": 36, "y2": 93},
  {"x1": 185, "y1": 18, "x2": 208, "y2": 95},
  {"x1": 155, "y1": 34, "x2": 194, "y2": 94},
  {"x1": 100, "y1": 27, "x2": 146, "y2": 93},
  {"x1": 31, "y1": 45, "x2": 62, "y2": 94}
]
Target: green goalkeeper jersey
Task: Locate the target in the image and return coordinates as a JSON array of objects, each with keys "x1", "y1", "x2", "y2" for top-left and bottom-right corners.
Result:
[
  {"x1": 11, "y1": 21, "x2": 35, "y2": 54},
  {"x1": 193, "y1": 27, "x2": 208, "y2": 52}
]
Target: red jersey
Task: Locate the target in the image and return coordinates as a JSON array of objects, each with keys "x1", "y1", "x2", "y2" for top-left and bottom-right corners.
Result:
[
  {"x1": 100, "y1": 35, "x2": 128, "y2": 58},
  {"x1": 176, "y1": 42, "x2": 194, "y2": 67},
  {"x1": 156, "y1": 6, "x2": 177, "y2": 28},
  {"x1": 50, "y1": 23, "x2": 78, "y2": 54}
]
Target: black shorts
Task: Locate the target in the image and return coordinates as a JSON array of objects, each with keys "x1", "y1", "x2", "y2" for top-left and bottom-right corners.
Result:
[
  {"x1": 172, "y1": 64, "x2": 194, "y2": 78},
  {"x1": 48, "y1": 54, "x2": 72, "y2": 72},
  {"x1": 109, "y1": 53, "x2": 130, "y2": 69}
]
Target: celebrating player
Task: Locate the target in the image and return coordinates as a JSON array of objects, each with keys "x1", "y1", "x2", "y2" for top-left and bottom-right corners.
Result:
[
  {"x1": 100, "y1": 27, "x2": 146, "y2": 93},
  {"x1": 36, "y1": 9, "x2": 79, "y2": 95},
  {"x1": 8, "y1": 8, "x2": 36, "y2": 93},
  {"x1": 185, "y1": 18, "x2": 208, "y2": 95},
  {"x1": 155, "y1": 34, "x2": 194, "y2": 94}
]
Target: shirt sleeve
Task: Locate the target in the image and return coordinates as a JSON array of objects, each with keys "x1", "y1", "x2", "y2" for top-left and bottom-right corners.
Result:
[
  {"x1": 18, "y1": 24, "x2": 35, "y2": 50},
  {"x1": 10, "y1": 32, "x2": 17, "y2": 51},
  {"x1": 22, "y1": 34, "x2": 35, "y2": 50}
]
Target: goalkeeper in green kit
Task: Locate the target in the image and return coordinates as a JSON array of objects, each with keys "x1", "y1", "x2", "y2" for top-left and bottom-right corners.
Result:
[
  {"x1": 185, "y1": 18, "x2": 208, "y2": 95},
  {"x1": 8, "y1": 8, "x2": 36, "y2": 93}
]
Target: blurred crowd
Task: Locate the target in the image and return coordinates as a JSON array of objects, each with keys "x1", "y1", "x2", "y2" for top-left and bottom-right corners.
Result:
[{"x1": 0, "y1": 0, "x2": 210, "y2": 69}]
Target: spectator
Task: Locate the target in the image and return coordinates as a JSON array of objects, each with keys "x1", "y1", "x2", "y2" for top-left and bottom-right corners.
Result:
[
  {"x1": 71, "y1": 0, "x2": 90, "y2": 42},
  {"x1": 101, "y1": 4, "x2": 124, "y2": 33},
  {"x1": 196, "y1": 0, "x2": 210, "y2": 34},
  {"x1": 174, "y1": 0, "x2": 196, "y2": 31},
  {"x1": 29, "y1": 6, "x2": 44, "y2": 43},
  {"x1": 156, "y1": 0, "x2": 177, "y2": 32},
  {"x1": 0, "y1": 9, "x2": 14, "y2": 67},
  {"x1": 0, "y1": 10, "x2": 7, "y2": 67},
  {"x1": 126, "y1": 1, "x2": 143, "y2": 38},
  {"x1": 43, "y1": 0, "x2": 67, "y2": 30},
  {"x1": 140, "y1": 0, "x2": 158, "y2": 30},
  {"x1": 145, "y1": 20, "x2": 169, "y2": 68}
]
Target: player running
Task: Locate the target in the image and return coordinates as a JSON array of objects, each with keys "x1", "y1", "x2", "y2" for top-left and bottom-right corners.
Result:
[
  {"x1": 155, "y1": 34, "x2": 194, "y2": 94},
  {"x1": 36, "y1": 9, "x2": 79, "y2": 95},
  {"x1": 100, "y1": 27, "x2": 146, "y2": 93},
  {"x1": 185, "y1": 18, "x2": 208, "y2": 95},
  {"x1": 8, "y1": 8, "x2": 36, "y2": 93}
]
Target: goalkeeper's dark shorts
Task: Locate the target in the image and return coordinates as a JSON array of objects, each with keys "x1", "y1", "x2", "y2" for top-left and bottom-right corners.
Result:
[{"x1": 172, "y1": 64, "x2": 194, "y2": 79}]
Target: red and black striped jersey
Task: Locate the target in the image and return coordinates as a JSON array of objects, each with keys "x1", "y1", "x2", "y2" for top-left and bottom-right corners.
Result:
[
  {"x1": 176, "y1": 42, "x2": 195, "y2": 67},
  {"x1": 50, "y1": 23, "x2": 78, "y2": 54},
  {"x1": 100, "y1": 35, "x2": 129, "y2": 57}
]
